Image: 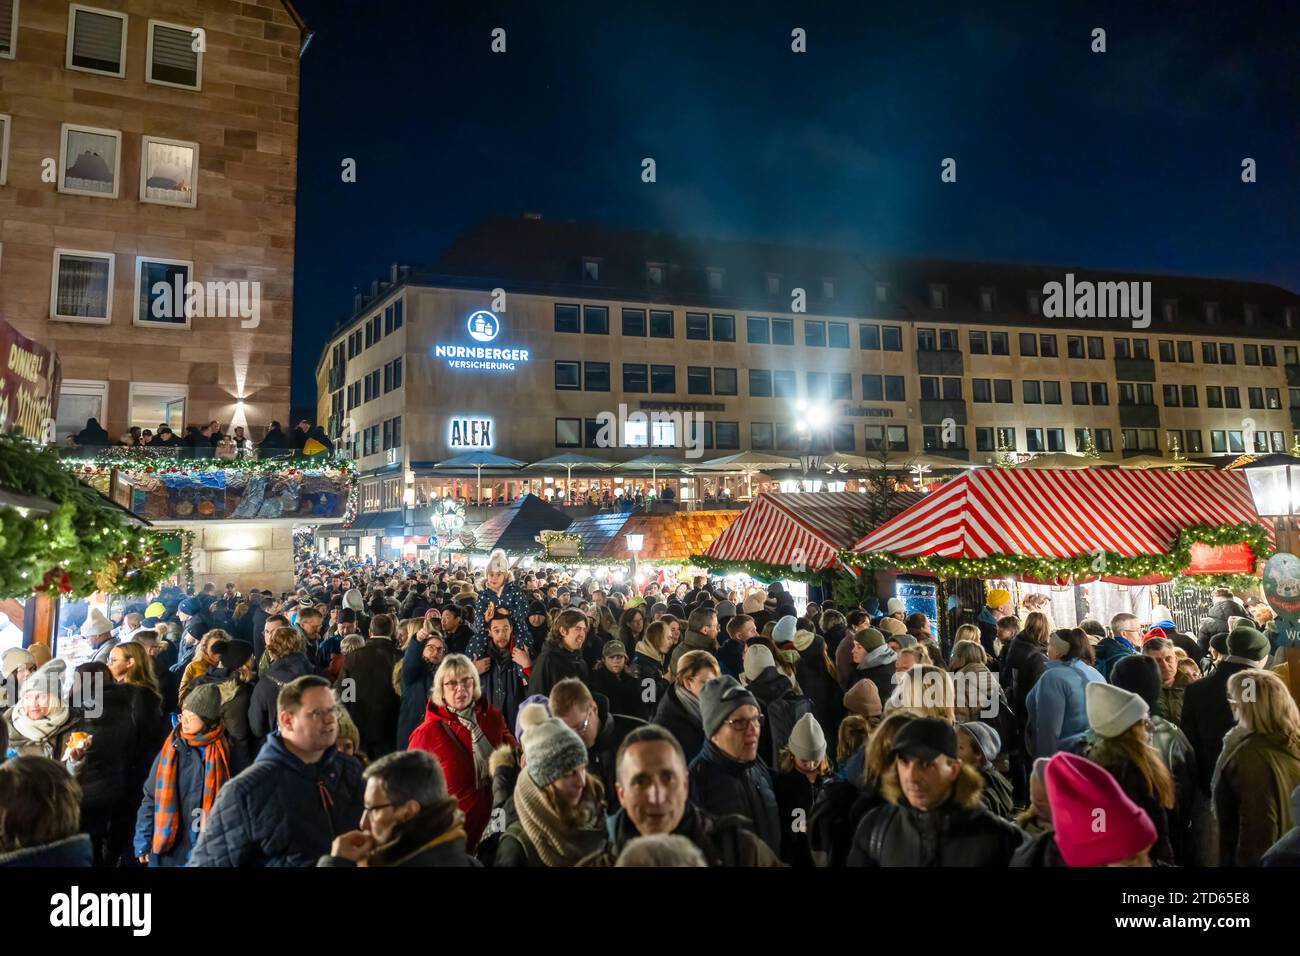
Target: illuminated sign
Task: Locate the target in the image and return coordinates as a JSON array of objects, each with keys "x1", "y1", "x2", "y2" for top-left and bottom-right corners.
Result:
[
  {"x1": 449, "y1": 417, "x2": 494, "y2": 449},
  {"x1": 435, "y1": 310, "x2": 530, "y2": 371}
]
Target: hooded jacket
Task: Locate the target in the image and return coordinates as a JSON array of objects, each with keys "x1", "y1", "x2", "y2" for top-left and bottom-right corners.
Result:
[
  {"x1": 688, "y1": 740, "x2": 781, "y2": 854},
  {"x1": 1093, "y1": 635, "x2": 1137, "y2": 681},
  {"x1": 248, "y1": 652, "x2": 317, "y2": 742},
  {"x1": 577, "y1": 802, "x2": 783, "y2": 867},
  {"x1": 187, "y1": 732, "x2": 363, "y2": 867},
  {"x1": 848, "y1": 644, "x2": 897, "y2": 707},
  {"x1": 1003, "y1": 632, "x2": 1049, "y2": 724},
  {"x1": 1026, "y1": 658, "x2": 1104, "y2": 758},
  {"x1": 668, "y1": 628, "x2": 719, "y2": 679}
]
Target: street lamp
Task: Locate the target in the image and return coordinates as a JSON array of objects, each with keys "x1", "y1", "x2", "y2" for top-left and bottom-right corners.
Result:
[
  {"x1": 1240, "y1": 454, "x2": 1300, "y2": 706},
  {"x1": 796, "y1": 402, "x2": 832, "y2": 489},
  {"x1": 626, "y1": 532, "x2": 644, "y2": 583}
]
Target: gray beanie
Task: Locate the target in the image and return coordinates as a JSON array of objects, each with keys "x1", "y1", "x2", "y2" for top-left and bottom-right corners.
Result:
[
  {"x1": 772, "y1": 615, "x2": 797, "y2": 646},
  {"x1": 26, "y1": 658, "x2": 67, "y2": 699},
  {"x1": 523, "y1": 717, "x2": 588, "y2": 788},
  {"x1": 699, "y1": 675, "x2": 759, "y2": 740},
  {"x1": 958, "y1": 721, "x2": 1001, "y2": 766},
  {"x1": 786, "y1": 712, "x2": 826, "y2": 763},
  {"x1": 1085, "y1": 681, "x2": 1148, "y2": 739},
  {"x1": 716, "y1": 601, "x2": 736, "y2": 618},
  {"x1": 183, "y1": 683, "x2": 223, "y2": 724}
]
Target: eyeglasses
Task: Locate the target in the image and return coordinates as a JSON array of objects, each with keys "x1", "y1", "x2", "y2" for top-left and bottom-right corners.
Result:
[
  {"x1": 566, "y1": 704, "x2": 596, "y2": 735},
  {"x1": 443, "y1": 678, "x2": 475, "y2": 690},
  {"x1": 723, "y1": 715, "x2": 764, "y2": 732}
]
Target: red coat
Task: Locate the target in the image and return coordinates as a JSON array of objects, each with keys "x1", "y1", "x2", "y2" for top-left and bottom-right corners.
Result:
[{"x1": 407, "y1": 697, "x2": 513, "y2": 850}]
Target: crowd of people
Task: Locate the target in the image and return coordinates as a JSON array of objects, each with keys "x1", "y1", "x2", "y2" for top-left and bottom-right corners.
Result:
[
  {"x1": 68, "y1": 417, "x2": 335, "y2": 458},
  {"x1": 2, "y1": 560, "x2": 1298, "y2": 869}
]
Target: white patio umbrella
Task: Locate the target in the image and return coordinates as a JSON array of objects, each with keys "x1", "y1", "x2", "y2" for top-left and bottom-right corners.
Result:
[
  {"x1": 434, "y1": 451, "x2": 526, "y2": 503},
  {"x1": 527, "y1": 452, "x2": 611, "y2": 503},
  {"x1": 614, "y1": 453, "x2": 690, "y2": 496},
  {"x1": 694, "y1": 451, "x2": 800, "y2": 498}
]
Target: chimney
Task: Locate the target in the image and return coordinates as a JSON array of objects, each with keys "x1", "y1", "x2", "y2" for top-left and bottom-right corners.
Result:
[
  {"x1": 353, "y1": 291, "x2": 363, "y2": 313},
  {"x1": 398, "y1": 265, "x2": 410, "y2": 281},
  {"x1": 390, "y1": 262, "x2": 400, "y2": 283},
  {"x1": 369, "y1": 280, "x2": 380, "y2": 299}
]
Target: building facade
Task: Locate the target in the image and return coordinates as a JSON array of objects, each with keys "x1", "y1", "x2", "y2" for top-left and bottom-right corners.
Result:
[
  {"x1": 316, "y1": 216, "x2": 1300, "y2": 540},
  {"x1": 0, "y1": 0, "x2": 303, "y2": 443}
]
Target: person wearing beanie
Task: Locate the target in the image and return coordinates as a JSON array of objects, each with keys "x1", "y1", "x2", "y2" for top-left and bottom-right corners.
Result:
[
  {"x1": 587, "y1": 639, "x2": 646, "y2": 721},
  {"x1": 791, "y1": 621, "x2": 844, "y2": 747},
  {"x1": 180, "y1": 638, "x2": 256, "y2": 769},
  {"x1": 739, "y1": 643, "x2": 799, "y2": 766},
  {"x1": 1025, "y1": 627, "x2": 1104, "y2": 759},
  {"x1": 493, "y1": 717, "x2": 606, "y2": 867},
  {"x1": 956, "y1": 722, "x2": 1014, "y2": 819},
  {"x1": 889, "y1": 632, "x2": 918, "y2": 651},
  {"x1": 772, "y1": 712, "x2": 833, "y2": 866},
  {"x1": 0, "y1": 648, "x2": 37, "y2": 708},
  {"x1": 467, "y1": 551, "x2": 534, "y2": 665},
  {"x1": 1011, "y1": 758, "x2": 1064, "y2": 865},
  {"x1": 876, "y1": 616, "x2": 907, "y2": 639},
  {"x1": 522, "y1": 600, "x2": 551, "y2": 659},
  {"x1": 843, "y1": 678, "x2": 883, "y2": 726},
  {"x1": 688, "y1": 676, "x2": 782, "y2": 854},
  {"x1": 133, "y1": 680, "x2": 242, "y2": 867},
  {"x1": 848, "y1": 627, "x2": 897, "y2": 706},
  {"x1": 437, "y1": 603, "x2": 474, "y2": 657},
  {"x1": 81, "y1": 608, "x2": 120, "y2": 665},
  {"x1": 884, "y1": 598, "x2": 905, "y2": 619},
  {"x1": 1043, "y1": 752, "x2": 1157, "y2": 866},
  {"x1": 5, "y1": 659, "x2": 79, "y2": 761},
  {"x1": 848, "y1": 717, "x2": 1024, "y2": 866},
  {"x1": 772, "y1": 615, "x2": 798, "y2": 648}
]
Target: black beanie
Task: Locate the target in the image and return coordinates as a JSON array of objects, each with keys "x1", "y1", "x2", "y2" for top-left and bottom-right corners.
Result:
[{"x1": 1109, "y1": 655, "x2": 1161, "y2": 712}]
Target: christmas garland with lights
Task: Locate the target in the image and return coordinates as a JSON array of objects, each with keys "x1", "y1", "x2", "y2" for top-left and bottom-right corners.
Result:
[
  {"x1": 689, "y1": 553, "x2": 839, "y2": 584},
  {"x1": 0, "y1": 433, "x2": 184, "y2": 599},
  {"x1": 63, "y1": 450, "x2": 361, "y2": 525},
  {"x1": 838, "y1": 521, "x2": 1272, "y2": 583}
]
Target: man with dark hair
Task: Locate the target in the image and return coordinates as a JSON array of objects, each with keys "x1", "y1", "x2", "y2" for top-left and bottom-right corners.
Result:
[
  {"x1": 0, "y1": 756, "x2": 92, "y2": 867},
  {"x1": 667, "y1": 607, "x2": 720, "y2": 677},
  {"x1": 578, "y1": 725, "x2": 781, "y2": 867},
  {"x1": 338, "y1": 613, "x2": 402, "y2": 759},
  {"x1": 835, "y1": 610, "x2": 872, "y2": 689},
  {"x1": 189, "y1": 675, "x2": 363, "y2": 867},
  {"x1": 439, "y1": 604, "x2": 473, "y2": 656},
  {"x1": 718, "y1": 614, "x2": 753, "y2": 680}
]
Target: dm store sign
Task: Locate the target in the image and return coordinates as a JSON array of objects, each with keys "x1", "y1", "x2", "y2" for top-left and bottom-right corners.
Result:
[{"x1": 434, "y1": 310, "x2": 531, "y2": 372}]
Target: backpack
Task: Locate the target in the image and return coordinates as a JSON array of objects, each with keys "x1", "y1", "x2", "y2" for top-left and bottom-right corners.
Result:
[
  {"x1": 765, "y1": 692, "x2": 814, "y2": 767},
  {"x1": 806, "y1": 779, "x2": 861, "y2": 868}
]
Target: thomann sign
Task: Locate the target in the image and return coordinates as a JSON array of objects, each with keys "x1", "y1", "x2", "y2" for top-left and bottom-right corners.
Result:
[{"x1": 434, "y1": 310, "x2": 531, "y2": 372}]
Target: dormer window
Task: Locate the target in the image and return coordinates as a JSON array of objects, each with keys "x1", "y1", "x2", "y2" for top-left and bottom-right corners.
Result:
[
  {"x1": 821, "y1": 278, "x2": 835, "y2": 300},
  {"x1": 766, "y1": 273, "x2": 780, "y2": 295},
  {"x1": 1204, "y1": 302, "x2": 1219, "y2": 324},
  {"x1": 929, "y1": 285, "x2": 947, "y2": 310},
  {"x1": 1026, "y1": 291, "x2": 1040, "y2": 316},
  {"x1": 875, "y1": 282, "x2": 889, "y2": 304},
  {"x1": 707, "y1": 268, "x2": 724, "y2": 293},
  {"x1": 646, "y1": 262, "x2": 664, "y2": 287},
  {"x1": 1286, "y1": 307, "x2": 1297, "y2": 330},
  {"x1": 1162, "y1": 299, "x2": 1177, "y2": 322},
  {"x1": 979, "y1": 288, "x2": 995, "y2": 313},
  {"x1": 582, "y1": 258, "x2": 600, "y2": 281},
  {"x1": 1243, "y1": 304, "x2": 1257, "y2": 325}
]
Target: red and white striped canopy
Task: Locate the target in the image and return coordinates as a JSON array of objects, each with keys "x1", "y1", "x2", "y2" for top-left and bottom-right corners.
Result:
[
  {"x1": 706, "y1": 491, "x2": 923, "y2": 571},
  {"x1": 851, "y1": 468, "x2": 1264, "y2": 559}
]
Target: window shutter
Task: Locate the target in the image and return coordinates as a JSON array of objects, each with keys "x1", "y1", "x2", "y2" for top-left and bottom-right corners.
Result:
[
  {"x1": 71, "y1": 9, "x2": 125, "y2": 73},
  {"x1": 151, "y1": 23, "x2": 199, "y2": 86},
  {"x1": 0, "y1": 0, "x2": 15, "y2": 56}
]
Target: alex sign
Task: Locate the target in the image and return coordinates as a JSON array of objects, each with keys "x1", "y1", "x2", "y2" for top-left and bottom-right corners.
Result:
[
  {"x1": 448, "y1": 417, "x2": 493, "y2": 449},
  {"x1": 434, "y1": 310, "x2": 530, "y2": 372}
]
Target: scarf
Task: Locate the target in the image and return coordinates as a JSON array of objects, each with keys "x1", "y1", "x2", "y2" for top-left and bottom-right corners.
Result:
[
  {"x1": 11, "y1": 701, "x2": 73, "y2": 752},
  {"x1": 451, "y1": 705, "x2": 495, "y2": 786},
  {"x1": 513, "y1": 769, "x2": 606, "y2": 867},
  {"x1": 675, "y1": 684, "x2": 703, "y2": 724},
  {"x1": 863, "y1": 644, "x2": 897, "y2": 670},
  {"x1": 152, "y1": 725, "x2": 231, "y2": 856},
  {"x1": 365, "y1": 800, "x2": 464, "y2": 867},
  {"x1": 634, "y1": 638, "x2": 663, "y2": 664}
]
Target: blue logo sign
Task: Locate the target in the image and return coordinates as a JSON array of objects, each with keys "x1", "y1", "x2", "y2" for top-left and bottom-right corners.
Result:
[{"x1": 467, "y1": 310, "x2": 500, "y2": 343}]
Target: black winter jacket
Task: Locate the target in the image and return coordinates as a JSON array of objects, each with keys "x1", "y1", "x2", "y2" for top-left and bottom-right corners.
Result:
[
  {"x1": 654, "y1": 684, "x2": 707, "y2": 764},
  {"x1": 795, "y1": 636, "x2": 843, "y2": 743},
  {"x1": 397, "y1": 637, "x2": 434, "y2": 750},
  {"x1": 527, "y1": 642, "x2": 589, "y2": 698},
  {"x1": 187, "y1": 732, "x2": 363, "y2": 867},
  {"x1": 248, "y1": 654, "x2": 316, "y2": 742},
  {"x1": 339, "y1": 636, "x2": 402, "y2": 758},
  {"x1": 848, "y1": 798, "x2": 1024, "y2": 866},
  {"x1": 1003, "y1": 633, "x2": 1049, "y2": 729},
  {"x1": 688, "y1": 740, "x2": 781, "y2": 854},
  {"x1": 1182, "y1": 659, "x2": 1258, "y2": 794},
  {"x1": 578, "y1": 803, "x2": 783, "y2": 867},
  {"x1": 585, "y1": 693, "x2": 645, "y2": 801}
]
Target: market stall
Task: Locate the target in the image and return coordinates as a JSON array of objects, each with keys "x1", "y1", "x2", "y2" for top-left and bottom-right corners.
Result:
[
  {"x1": 564, "y1": 510, "x2": 739, "y2": 565},
  {"x1": 463, "y1": 493, "x2": 572, "y2": 560}
]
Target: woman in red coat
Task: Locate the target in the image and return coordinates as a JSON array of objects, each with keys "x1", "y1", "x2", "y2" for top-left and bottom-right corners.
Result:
[{"x1": 407, "y1": 653, "x2": 514, "y2": 850}]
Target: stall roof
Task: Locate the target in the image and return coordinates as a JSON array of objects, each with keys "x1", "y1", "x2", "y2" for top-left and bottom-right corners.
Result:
[
  {"x1": 567, "y1": 510, "x2": 740, "y2": 562},
  {"x1": 703, "y1": 491, "x2": 924, "y2": 572},
  {"x1": 469, "y1": 494, "x2": 571, "y2": 553},
  {"x1": 851, "y1": 468, "x2": 1264, "y2": 558}
]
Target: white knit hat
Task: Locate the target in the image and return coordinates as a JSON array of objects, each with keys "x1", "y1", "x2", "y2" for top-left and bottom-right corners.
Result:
[
  {"x1": 787, "y1": 712, "x2": 826, "y2": 763},
  {"x1": 487, "y1": 549, "x2": 509, "y2": 575},
  {"x1": 342, "y1": 588, "x2": 364, "y2": 612},
  {"x1": 886, "y1": 598, "x2": 905, "y2": 615},
  {"x1": 1086, "y1": 681, "x2": 1149, "y2": 739},
  {"x1": 743, "y1": 644, "x2": 776, "y2": 682},
  {"x1": 772, "y1": 615, "x2": 797, "y2": 646},
  {"x1": 80, "y1": 609, "x2": 113, "y2": 637}
]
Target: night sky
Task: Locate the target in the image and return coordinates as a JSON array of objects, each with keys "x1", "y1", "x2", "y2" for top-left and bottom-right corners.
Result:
[{"x1": 289, "y1": 0, "x2": 1300, "y2": 409}]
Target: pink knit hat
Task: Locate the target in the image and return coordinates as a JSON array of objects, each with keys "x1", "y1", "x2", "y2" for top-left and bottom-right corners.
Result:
[{"x1": 1046, "y1": 752, "x2": 1156, "y2": 867}]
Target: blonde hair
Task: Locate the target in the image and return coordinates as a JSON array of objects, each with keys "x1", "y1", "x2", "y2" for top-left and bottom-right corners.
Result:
[
  {"x1": 1023, "y1": 612, "x2": 1051, "y2": 646},
  {"x1": 431, "y1": 654, "x2": 481, "y2": 707},
  {"x1": 674, "y1": 649, "x2": 719, "y2": 686},
  {"x1": 335, "y1": 699, "x2": 361, "y2": 754},
  {"x1": 888, "y1": 665, "x2": 956, "y2": 721},
  {"x1": 1229, "y1": 669, "x2": 1300, "y2": 750},
  {"x1": 199, "y1": 629, "x2": 229, "y2": 664},
  {"x1": 340, "y1": 634, "x2": 365, "y2": 655},
  {"x1": 111, "y1": 642, "x2": 159, "y2": 695},
  {"x1": 949, "y1": 640, "x2": 987, "y2": 670},
  {"x1": 836, "y1": 715, "x2": 870, "y2": 764},
  {"x1": 398, "y1": 617, "x2": 424, "y2": 648},
  {"x1": 778, "y1": 748, "x2": 832, "y2": 775},
  {"x1": 953, "y1": 624, "x2": 981, "y2": 647},
  {"x1": 267, "y1": 626, "x2": 302, "y2": 660}
]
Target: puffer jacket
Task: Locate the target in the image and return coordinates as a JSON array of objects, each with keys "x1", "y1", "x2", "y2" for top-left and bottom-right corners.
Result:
[
  {"x1": 1197, "y1": 599, "x2": 1247, "y2": 657},
  {"x1": 187, "y1": 732, "x2": 363, "y2": 867},
  {"x1": 745, "y1": 665, "x2": 797, "y2": 763},
  {"x1": 1002, "y1": 633, "x2": 1049, "y2": 721},
  {"x1": 628, "y1": 647, "x2": 668, "y2": 712},
  {"x1": 467, "y1": 581, "x2": 533, "y2": 659},
  {"x1": 247, "y1": 653, "x2": 316, "y2": 742},
  {"x1": 1026, "y1": 658, "x2": 1103, "y2": 758},
  {"x1": 688, "y1": 740, "x2": 781, "y2": 854},
  {"x1": 773, "y1": 768, "x2": 835, "y2": 866},
  {"x1": 577, "y1": 803, "x2": 783, "y2": 867},
  {"x1": 1010, "y1": 829, "x2": 1066, "y2": 867}
]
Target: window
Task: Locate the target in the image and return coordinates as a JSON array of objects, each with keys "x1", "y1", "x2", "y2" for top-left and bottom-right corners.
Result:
[
  {"x1": 1202, "y1": 341, "x2": 1218, "y2": 364},
  {"x1": 583, "y1": 305, "x2": 608, "y2": 334},
  {"x1": 57, "y1": 379, "x2": 109, "y2": 445},
  {"x1": 859, "y1": 324, "x2": 880, "y2": 350},
  {"x1": 649, "y1": 310, "x2": 673, "y2": 338},
  {"x1": 805, "y1": 320, "x2": 826, "y2": 348},
  {"x1": 650, "y1": 365, "x2": 675, "y2": 393},
  {"x1": 969, "y1": 331, "x2": 987, "y2": 355},
  {"x1": 582, "y1": 258, "x2": 600, "y2": 281},
  {"x1": 1091, "y1": 383, "x2": 1108, "y2": 405},
  {"x1": 828, "y1": 322, "x2": 850, "y2": 349},
  {"x1": 1162, "y1": 384, "x2": 1180, "y2": 407},
  {"x1": 993, "y1": 380, "x2": 1013, "y2": 403},
  {"x1": 1263, "y1": 346, "x2": 1277, "y2": 366},
  {"x1": 1228, "y1": 430, "x2": 1245, "y2": 454},
  {"x1": 973, "y1": 379, "x2": 992, "y2": 403},
  {"x1": 67, "y1": 5, "x2": 127, "y2": 77},
  {"x1": 882, "y1": 326, "x2": 902, "y2": 351},
  {"x1": 1249, "y1": 387, "x2": 1264, "y2": 409},
  {"x1": 687, "y1": 420, "x2": 713, "y2": 451},
  {"x1": 652, "y1": 419, "x2": 677, "y2": 448},
  {"x1": 1289, "y1": 347, "x2": 1300, "y2": 367},
  {"x1": 766, "y1": 274, "x2": 781, "y2": 295},
  {"x1": 831, "y1": 373, "x2": 852, "y2": 400},
  {"x1": 1254, "y1": 430, "x2": 1270, "y2": 453},
  {"x1": 584, "y1": 362, "x2": 610, "y2": 391},
  {"x1": 369, "y1": 315, "x2": 381, "y2": 345},
  {"x1": 1245, "y1": 344, "x2": 1260, "y2": 366},
  {"x1": 1219, "y1": 343, "x2": 1236, "y2": 365},
  {"x1": 712, "y1": 313, "x2": 736, "y2": 342},
  {"x1": 924, "y1": 425, "x2": 966, "y2": 451},
  {"x1": 1071, "y1": 382, "x2": 1089, "y2": 405},
  {"x1": 1019, "y1": 332, "x2": 1038, "y2": 357},
  {"x1": 807, "y1": 371, "x2": 828, "y2": 400},
  {"x1": 1046, "y1": 428, "x2": 1066, "y2": 452},
  {"x1": 686, "y1": 312, "x2": 709, "y2": 340},
  {"x1": 929, "y1": 285, "x2": 947, "y2": 310},
  {"x1": 1211, "y1": 431, "x2": 1227, "y2": 453},
  {"x1": 1158, "y1": 340, "x2": 1175, "y2": 362},
  {"x1": 716, "y1": 422, "x2": 740, "y2": 449},
  {"x1": 887, "y1": 425, "x2": 908, "y2": 451},
  {"x1": 1067, "y1": 336, "x2": 1084, "y2": 359},
  {"x1": 772, "y1": 318, "x2": 794, "y2": 345},
  {"x1": 1207, "y1": 386, "x2": 1223, "y2": 408},
  {"x1": 749, "y1": 369, "x2": 772, "y2": 397},
  {"x1": 51, "y1": 249, "x2": 114, "y2": 324},
  {"x1": 554, "y1": 361, "x2": 580, "y2": 390},
  {"x1": 623, "y1": 364, "x2": 648, "y2": 393},
  {"x1": 1178, "y1": 341, "x2": 1194, "y2": 363},
  {"x1": 147, "y1": 20, "x2": 202, "y2": 90},
  {"x1": 687, "y1": 367, "x2": 711, "y2": 395},
  {"x1": 884, "y1": 376, "x2": 906, "y2": 402},
  {"x1": 976, "y1": 428, "x2": 995, "y2": 452},
  {"x1": 1094, "y1": 429, "x2": 1113, "y2": 452},
  {"x1": 646, "y1": 263, "x2": 664, "y2": 287},
  {"x1": 1132, "y1": 339, "x2": 1150, "y2": 359},
  {"x1": 862, "y1": 375, "x2": 883, "y2": 401},
  {"x1": 556, "y1": 419, "x2": 581, "y2": 448},
  {"x1": 917, "y1": 329, "x2": 938, "y2": 352},
  {"x1": 1267, "y1": 388, "x2": 1281, "y2": 409},
  {"x1": 622, "y1": 308, "x2": 646, "y2": 336},
  {"x1": 751, "y1": 423, "x2": 774, "y2": 450},
  {"x1": 0, "y1": 0, "x2": 16, "y2": 59},
  {"x1": 1114, "y1": 338, "x2": 1131, "y2": 359},
  {"x1": 865, "y1": 425, "x2": 908, "y2": 452},
  {"x1": 1042, "y1": 381, "x2": 1061, "y2": 404},
  {"x1": 391, "y1": 357, "x2": 403, "y2": 390},
  {"x1": 1186, "y1": 431, "x2": 1203, "y2": 453},
  {"x1": 990, "y1": 332, "x2": 1009, "y2": 355},
  {"x1": 1181, "y1": 385, "x2": 1197, "y2": 407},
  {"x1": 1272, "y1": 431, "x2": 1285, "y2": 452},
  {"x1": 133, "y1": 256, "x2": 192, "y2": 328},
  {"x1": 747, "y1": 316, "x2": 769, "y2": 343},
  {"x1": 771, "y1": 370, "x2": 795, "y2": 397},
  {"x1": 1026, "y1": 428, "x2": 1045, "y2": 452},
  {"x1": 715, "y1": 367, "x2": 738, "y2": 395},
  {"x1": 554, "y1": 304, "x2": 580, "y2": 333},
  {"x1": 1224, "y1": 386, "x2": 1241, "y2": 409},
  {"x1": 1039, "y1": 334, "x2": 1058, "y2": 357},
  {"x1": 1023, "y1": 381, "x2": 1041, "y2": 404},
  {"x1": 939, "y1": 329, "x2": 959, "y2": 351},
  {"x1": 707, "y1": 268, "x2": 724, "y2": 292},
  {"x1": 382, "y1": 419, "x2": 393, "y2": 451},
  {"x1": 128, "y1": 383, "x2": 186, "y2": 432},
  {"x1": 833, "y1": 423, "x2": 855, "y2": 451},
  {"x1": 585, "y1": 419, "x2": 609, "y2": 449},
  {"x1": 1087, "y1": 336, "x2": 1105, "y2": 359},
  {"x1": 920, "y1": 376, "x2": 940, "y2": 401},
  {"x1": 59, "y1": 123, "x2": 121, "y2": 199},
  {"x1": 0, "y1": 113, "x2": 8, "y2": 186}
]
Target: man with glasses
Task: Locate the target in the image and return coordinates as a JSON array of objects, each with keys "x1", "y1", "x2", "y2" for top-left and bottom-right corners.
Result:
[
  {"x1": 189, "y1": 675, "x2": 364, "y2": 867},
  {"x1": 549, "y1": 678, "x2": 644, "y2": 800},
  {"x1": 686, "y1": 675, "x2": 781, "y2": 854},
  {"x1": 1095, "y1": 613, "x2": 1142, "y2": 680}
]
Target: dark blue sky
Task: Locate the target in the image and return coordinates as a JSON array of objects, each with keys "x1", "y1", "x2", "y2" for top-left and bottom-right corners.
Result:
[{"x1": 289, "y1": 0, "x2": 1300, "y2": 408}]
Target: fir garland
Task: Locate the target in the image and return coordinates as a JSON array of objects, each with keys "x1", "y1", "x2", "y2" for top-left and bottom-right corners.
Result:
[
  {"x1": 688, "y1": 553, "x2": 838, "y2": 584},
  {"x1": 0, "y1": 433, "x2": 184, "y2": 599},
  {"x1": 839, "y1": 521, "x2": 1272, "y2": 582}
]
